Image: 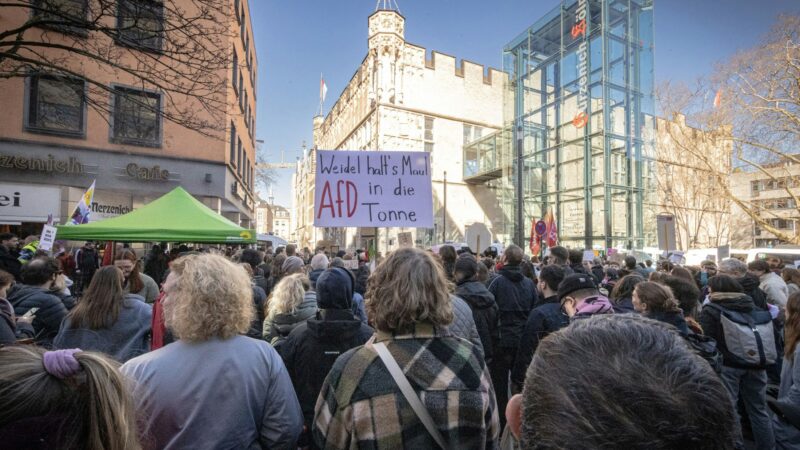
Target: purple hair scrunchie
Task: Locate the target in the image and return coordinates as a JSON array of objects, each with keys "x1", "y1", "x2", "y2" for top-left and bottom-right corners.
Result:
[{"x1": 42, "y1": 349, "x2": 82, "y2": 379}]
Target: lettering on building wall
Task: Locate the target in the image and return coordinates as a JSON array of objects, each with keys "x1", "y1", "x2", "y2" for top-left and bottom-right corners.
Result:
[
  {"x1": 126, "y1": 163, "x2": 169, "y2": 181},
  {"x1": 573, "y1": 0, "x2": 589, "y2": 129},
  {"x1": 91, "y1": 202, "x2": 132, "y2": 215},
  {"x1": 0, "y1": 191, "x2": 21, "y2": 207},
  {"x1": 0, "y1": 154, "x2": 83, "y2": 174}
]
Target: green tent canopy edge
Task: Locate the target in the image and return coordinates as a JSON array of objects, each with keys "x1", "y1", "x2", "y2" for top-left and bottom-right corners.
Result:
[{"x1": 55, "y1": 186, "x2": 256, "y2": 244}]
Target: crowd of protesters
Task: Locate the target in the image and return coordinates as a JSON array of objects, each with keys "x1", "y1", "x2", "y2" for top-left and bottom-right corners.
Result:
[{"x1": 0, "y1": 230, "x2": 799, "y2": 449}]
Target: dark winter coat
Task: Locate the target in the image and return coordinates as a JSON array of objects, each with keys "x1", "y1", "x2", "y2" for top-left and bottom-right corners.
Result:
[
  {"x1": 591, "y1": 265, "x2": 604, "y2": 284},
  {"x1": 247, "y1": 285, "x2": 267, "y2": 340},
  {"x1": 487, "y1": 265, "x2": 538, "y2": 349},
  {"x1": 647, "y1": 310, "x2": 690, "y2": 335},
  {"x1": 354, "y1": 266, "x2": 369, "y2": 296},
  {"x1": 0, "y1": 246, "x2": 21, "y2": 281},
  {"x1": 455, "y1": 280, "x2": 498, "y2": 363},
  {"x1": 699, "y1": 292, "x2": 762, "y2": 369},
  {"x1": 737, "y1": 274, "x2": 769, "y2": 311},
  {"x1": 308, "y1": 268, "x2": 325, "y2": 289},
  {"x1": 8, "y1": 285, "x2": 70, "y2": 347},
  {"x1": 511, "y1": 296, "x2": 569, "y2": 389},
  {"x1": 77, "y1": 248, "x2": 99, "y2": 274},
  {"x1": 143, "y1": 252, "x2": 168, "y2": 285},
  {"x1": 612, "y1": 297, "x2": 637, "y2": 314},
  {"x1": 0, "y1": 298, "x2": 34, "y2": 344},
  {"x1": 279, "y1": 309, "x2": 374, "y2": 432},
  {"x1": 263, "y1": 291, "x2": 318, "y2": 347}
]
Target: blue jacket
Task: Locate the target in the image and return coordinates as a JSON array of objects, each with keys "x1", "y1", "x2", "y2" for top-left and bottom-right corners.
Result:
[
  {"x1": 54, "y1": 294, "x2": 152, "y2": 362},
  {"x1": 511, "y1": 296, "x2": 569, "y2": 389}
]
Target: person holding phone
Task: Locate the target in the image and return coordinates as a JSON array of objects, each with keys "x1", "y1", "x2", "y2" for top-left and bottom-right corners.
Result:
[
  {"x1": 8, "y1": 257, "x2": 70, "y2": 347},
  {"x1": 0, "y1": 269, "x2": 34, "y2": 345}
]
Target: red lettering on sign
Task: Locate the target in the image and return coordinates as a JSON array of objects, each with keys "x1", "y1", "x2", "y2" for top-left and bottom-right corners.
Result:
[
  {"x1": 571, "y1": 19, "x2": 587, "y2": 39},
  {"x1": 572, "y1": 112, "x2": 588, "y2": 128},
  {"x1": 318, "y1": 180, "x2": 359, "y2": 219}
]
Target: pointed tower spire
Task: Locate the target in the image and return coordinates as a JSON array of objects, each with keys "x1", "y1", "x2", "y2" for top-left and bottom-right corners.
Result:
[{"x1": 375, "y1": 0, "x2": 400, "y2": 13}]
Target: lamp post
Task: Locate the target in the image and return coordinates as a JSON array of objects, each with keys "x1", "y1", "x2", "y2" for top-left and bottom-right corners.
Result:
[{"x1": 442, "y1": 170, "x2": 447, "y2": 243}]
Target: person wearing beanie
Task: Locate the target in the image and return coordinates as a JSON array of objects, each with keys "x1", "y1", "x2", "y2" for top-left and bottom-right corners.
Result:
[
  {"x1": 278, "y1": 267, "x2": 374, "y2": 446},
  {"x1": 455, "y1": 255, "x2": 497, "y2": 364},
  {"x1": 557, "y1": 273, "x2": 614, "y2": 319},
  {"x1": 282, "y1": 256, "x2": 305, "y2": 276},
  {"x1": 308, "y1": 254, "x2": 329, "y2": 289}
]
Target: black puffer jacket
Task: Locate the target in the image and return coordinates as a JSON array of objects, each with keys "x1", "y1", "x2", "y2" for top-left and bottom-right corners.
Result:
[
  {"x1": 487, "y1": 265, "x2": 537, "y2": 349},
  {"x1": 8, "y1": 285, "x2": 69, "y2": 347},
  {"x1": 455, "y1": 280, "x2": 498, "y2": 363}
]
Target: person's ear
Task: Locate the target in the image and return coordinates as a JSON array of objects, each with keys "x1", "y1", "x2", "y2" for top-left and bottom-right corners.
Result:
[{"x1": 506, "y1": 393, "x2": 523, "y2": 439}]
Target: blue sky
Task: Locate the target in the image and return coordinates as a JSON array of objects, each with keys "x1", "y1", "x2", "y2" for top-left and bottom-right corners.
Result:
[{"x1": 251, "y1": 0, "x2": 800, "y2": 206}]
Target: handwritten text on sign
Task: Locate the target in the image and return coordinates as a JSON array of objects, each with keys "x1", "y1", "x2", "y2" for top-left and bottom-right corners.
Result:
[{"x1": 314, "y1": 150, "x2": 433, "y2": 227}]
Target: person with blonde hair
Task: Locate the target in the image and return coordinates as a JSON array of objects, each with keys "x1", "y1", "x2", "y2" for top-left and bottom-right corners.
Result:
[
  {"x1": 313, "y1": 247, "x2": 499, "y2": 449},
  {"x1": 121, "y1": 253, "x2": 302, "y2": 449},
  {"x1": 0, "y1": 346, "x2": 140, "y2": 450},
  {"x1": 262, "y1": 273, "x2": 317, "y2": 347},
  {"x1": 54, "y1": 266, "x2": 151, "y2": 362}
]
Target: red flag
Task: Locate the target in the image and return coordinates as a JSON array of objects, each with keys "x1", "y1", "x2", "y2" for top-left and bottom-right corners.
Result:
[
  {"x1": 529, "y1": 220, "x2": 541, "y2": 255},
  {"x1": 544, "y1": 208, "x2": 558, "y2": 248},
  {"x1": 713, "y1": 90, "x2": 722, "y2": 108},
  {"x1": 102, "y1": 241, "x2": 114, "y2": 266}
]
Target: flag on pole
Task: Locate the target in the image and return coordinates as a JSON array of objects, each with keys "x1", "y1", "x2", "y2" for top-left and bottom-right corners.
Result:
[
  {"x1": 320, "y1": 76, "x2": 328, "y2": 104},
  {"x1": 544, "y1": 207, "x2": 558, "y2": 248},
  {"x1": 713, "y1": 89, "x2": 722, "y2": 108},
  {"x1": 529, "y1": 219, "x2": 541, "y2": 256},
  {"x1": 68, "y1": 180, "x2": 96, "y2": 225}
]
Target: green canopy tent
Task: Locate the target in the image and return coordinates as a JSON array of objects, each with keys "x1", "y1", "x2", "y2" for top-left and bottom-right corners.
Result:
[{"x1": 56, "y1": 187, "x2": 256, "y2": 244}]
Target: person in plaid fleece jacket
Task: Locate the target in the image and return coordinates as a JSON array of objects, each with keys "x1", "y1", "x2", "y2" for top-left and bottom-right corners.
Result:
[{"x1": 312, "y1": 248, "x2": 500, "y2": 450}]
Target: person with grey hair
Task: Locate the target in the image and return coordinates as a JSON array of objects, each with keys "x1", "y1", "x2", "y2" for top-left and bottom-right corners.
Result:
[
  {"x1": 282, "y1": 256, "x2": 306, "y2": 276},
  {"x1": 719, "y1": 258, "x2": 769, "y2": 311},
  {"x1": 308, "y1": 253, "x2": 329, "y2": 289}
]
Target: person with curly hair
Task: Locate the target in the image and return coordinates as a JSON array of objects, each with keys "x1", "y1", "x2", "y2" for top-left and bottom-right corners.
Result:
[{"x1": 121, "y1": 253, "x2": 303, "y2": 449}]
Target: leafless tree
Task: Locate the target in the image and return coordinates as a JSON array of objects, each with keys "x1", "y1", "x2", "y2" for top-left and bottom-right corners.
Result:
[
  {"x1": 0, "y1": 0, "x2": 238, "y2": 138},
  {"x1": 657, "y1": 14, "x2": 800, "y2": 245}
]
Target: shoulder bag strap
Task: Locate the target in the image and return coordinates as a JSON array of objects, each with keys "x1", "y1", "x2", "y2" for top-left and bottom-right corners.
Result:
[{"x1": 371, "y1": 341, "x2": 449, "y2": 450}]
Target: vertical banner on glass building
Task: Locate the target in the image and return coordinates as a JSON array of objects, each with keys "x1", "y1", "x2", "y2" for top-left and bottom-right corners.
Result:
[
  {"x1": 313, "y1": 150, "x2": 433, "y2": 228},
  {"x1": 572, "y1": 0, "x2": 589, "y2": 129}
]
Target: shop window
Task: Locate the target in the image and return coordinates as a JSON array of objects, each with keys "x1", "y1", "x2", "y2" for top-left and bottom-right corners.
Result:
[
  {"x1": 26, "y1": 74, "x2": 86, "y2": 137},
  {"x1": 116, "y1": 0, "x2": 164, "y2": 52},
  {"x1": 230, "y1": 122, "x2": 237, "y2": 167},
  {"x1": 111, "y1": 86, "x2": 161, "y2": 146},
  {"x1": 32, "y1": 0, "x2": 88, "y2": 34}
]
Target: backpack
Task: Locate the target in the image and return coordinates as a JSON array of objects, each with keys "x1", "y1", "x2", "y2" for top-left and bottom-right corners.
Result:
[
  {"x1": 706, "y1": 303, "x2": 777, "y2": 368},
  {"x1": 683, "y1": 332, "x2": 723, "y2": 373}
]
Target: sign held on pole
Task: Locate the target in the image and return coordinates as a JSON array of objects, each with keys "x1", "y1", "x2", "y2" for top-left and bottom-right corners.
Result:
[{"x1": 657, "y1": 214, "x2": 677, "y2": 252}]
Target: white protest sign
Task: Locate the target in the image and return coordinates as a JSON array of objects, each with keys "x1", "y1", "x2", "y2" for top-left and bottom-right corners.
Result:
[
  {"x1": 342, "y1": 260, "x2": 359, "y2": 270},
  {"x1": 582, "y1": 250, "x2": 595, "y2": 262},
  {"x1": 314, "y1": 150, "x2": 433, "y2": 227},
  {"x1": 38, "y1": 225, "x2": 57, "y2": 251}
]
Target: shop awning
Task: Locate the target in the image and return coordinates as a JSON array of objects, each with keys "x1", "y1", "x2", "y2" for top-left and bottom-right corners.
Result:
[{"x1": 55, "y1": 187, "x2": 256, "y2": 244}]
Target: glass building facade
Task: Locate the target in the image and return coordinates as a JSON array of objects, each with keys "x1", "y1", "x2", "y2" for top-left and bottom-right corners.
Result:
[{"x1": 465, "y1": 0, "x2": 656, "y2": 251}]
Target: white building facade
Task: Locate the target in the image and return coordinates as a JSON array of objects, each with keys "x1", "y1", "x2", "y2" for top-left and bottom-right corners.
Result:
[{"x1": 292, "y1": 7, "x2": 507, "y2": 252}]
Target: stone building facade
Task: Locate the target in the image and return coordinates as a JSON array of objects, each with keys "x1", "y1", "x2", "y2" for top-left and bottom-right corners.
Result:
[{"x1": 292, "y1": 7, "x2": 507, "y2": 252}]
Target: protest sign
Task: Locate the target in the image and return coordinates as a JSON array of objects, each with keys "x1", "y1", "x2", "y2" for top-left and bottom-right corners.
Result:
[
  {"x1": 582, "y1": 250, "x2": 595, "y2": 262},
  {"x1": 314, "y1": 150, "x2": 433, "y2": 227},
  {"x1": 342, "y1": 260, "x2": 359, "y2": 270},
  {"x1": 38, "y1": 225, "x2": 57, "y2": 251}
]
